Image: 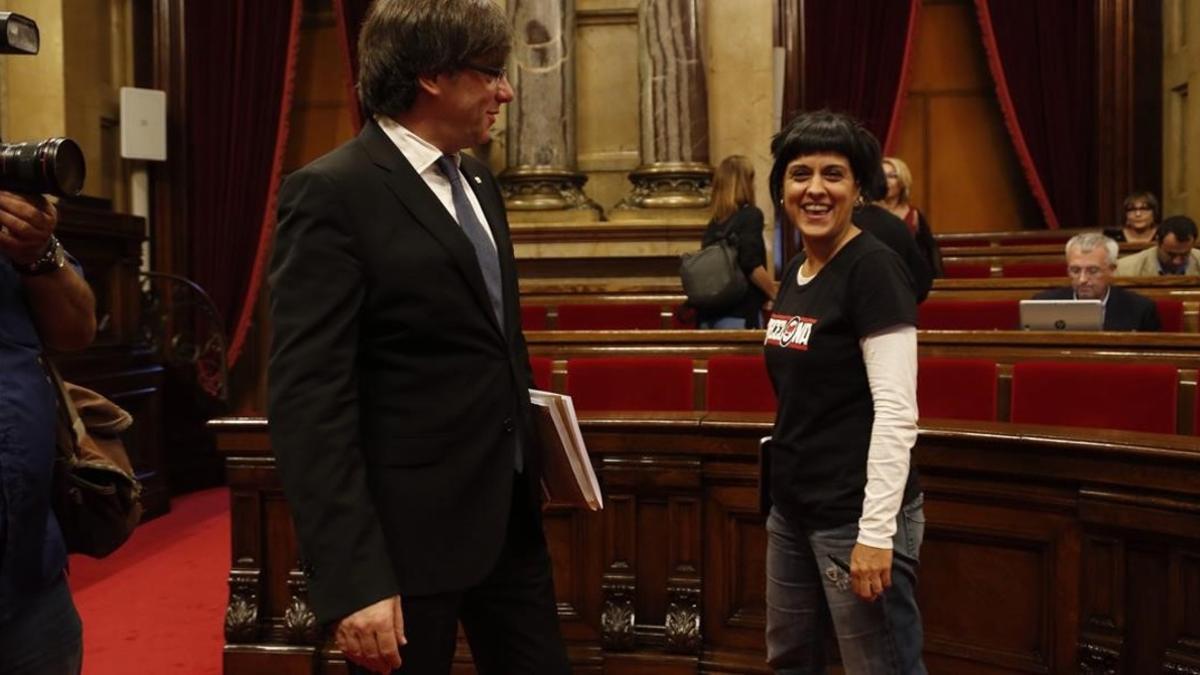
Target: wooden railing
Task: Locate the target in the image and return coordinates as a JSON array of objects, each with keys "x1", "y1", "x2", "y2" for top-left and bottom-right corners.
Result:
[{"x1": 213, "y1": 414, "x2": 1200, "y2": 674}]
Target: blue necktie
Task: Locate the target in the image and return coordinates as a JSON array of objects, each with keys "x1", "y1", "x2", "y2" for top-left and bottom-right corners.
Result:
[
  {"x1": 435, "y1": 155, "x2": 505, "y2": 328},
  {"x1": 434, "y1": 155, "x2": 522, "y2": 472}
]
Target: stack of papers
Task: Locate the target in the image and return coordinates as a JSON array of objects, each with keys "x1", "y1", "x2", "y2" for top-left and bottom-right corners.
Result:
[{"x1": 529, "y1": 389, "x2": 603, "y2": 511}]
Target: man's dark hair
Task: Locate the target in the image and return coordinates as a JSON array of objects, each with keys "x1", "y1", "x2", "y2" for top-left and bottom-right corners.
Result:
[
  {"x1": 1156, "y1": 215, "x2": 1198, "y2": 243},
  {"x1": 357, "y1": 0, "x2": 511, "y2": 118},
  {"x1": 769, "y1": 110, "x2": 884, "y2": 205}
]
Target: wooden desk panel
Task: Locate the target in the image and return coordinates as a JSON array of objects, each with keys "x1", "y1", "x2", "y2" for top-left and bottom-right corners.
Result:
[{"x1": 213, "y1": 415, "x2": 1200, "y2": 675}]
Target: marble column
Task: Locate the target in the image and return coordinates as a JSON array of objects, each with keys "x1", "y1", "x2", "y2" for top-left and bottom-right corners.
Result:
[
  {"x1": 615, "y1": 0, "x2": 712, "y2": 214},
  {"x1": 501, "y1": 0, "x2": 601, "y2": 221}
]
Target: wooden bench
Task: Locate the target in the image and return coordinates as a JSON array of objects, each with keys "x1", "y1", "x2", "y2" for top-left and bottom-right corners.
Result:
[{"x1": 213, "y1": 414, "x2": 1200, "y2": 675}]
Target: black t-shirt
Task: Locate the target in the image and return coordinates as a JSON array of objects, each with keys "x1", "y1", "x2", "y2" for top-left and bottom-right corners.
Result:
[{"x1": 763, "y1": 233, "x2": 920, "y2": 531}]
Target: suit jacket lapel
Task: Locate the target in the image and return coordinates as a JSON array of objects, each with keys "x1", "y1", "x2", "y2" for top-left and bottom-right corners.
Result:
[{"x1": 357, "y1": 122, "x2": 504, "y2": 338}]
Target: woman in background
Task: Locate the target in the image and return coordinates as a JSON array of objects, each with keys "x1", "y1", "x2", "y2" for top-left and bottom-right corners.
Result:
[
  {"x1": 1105, "y1": 190, "x2": 1160, "y2": 244},
  {"x1": 763, "y1": 111, "x2": 925, "y2": 674},
  {"x1": 877, "y1": 156, "x2": 942, "y2": 278},
  {"x1": 696, "y1": 155, "x2": 778, "y2": 329}
]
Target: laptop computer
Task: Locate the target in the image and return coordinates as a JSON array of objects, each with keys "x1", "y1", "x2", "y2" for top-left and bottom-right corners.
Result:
[{"x1": 1019, "y1": 299, "x2": 1104, "y2": 331}]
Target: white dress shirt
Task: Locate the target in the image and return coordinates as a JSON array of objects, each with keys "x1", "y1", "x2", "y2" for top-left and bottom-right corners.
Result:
[{"x1": 374, "y1": 116, "x2": 497, "y2": 249}]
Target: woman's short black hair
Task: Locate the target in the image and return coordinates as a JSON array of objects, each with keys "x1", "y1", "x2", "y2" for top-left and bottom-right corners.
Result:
[{"x1": 768, "y1": 110, "x2": 884, "y2": 204}]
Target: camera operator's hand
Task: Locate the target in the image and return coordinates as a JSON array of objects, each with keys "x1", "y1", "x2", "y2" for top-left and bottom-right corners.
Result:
[{"x1": 0, "y1": 190, "x2": 56, "y2": 266}]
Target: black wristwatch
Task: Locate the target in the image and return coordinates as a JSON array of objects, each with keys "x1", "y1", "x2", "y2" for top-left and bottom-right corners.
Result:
[{"x1": 16, "y1": 235, "x2": 67, "y2": 276}]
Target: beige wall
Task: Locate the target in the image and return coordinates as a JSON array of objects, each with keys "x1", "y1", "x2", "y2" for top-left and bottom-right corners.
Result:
[
  {"x1": 705, "y1": 0, "x2": 775, "y2": 224},
  {"x1": 1163, "y1": 0, "x2": 1199, "y2": 221},
  {"x1": 0, "y1": 0, "x2": 131, "y2": 205}
]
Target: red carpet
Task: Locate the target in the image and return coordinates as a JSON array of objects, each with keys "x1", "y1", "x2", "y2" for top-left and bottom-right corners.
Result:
[{"x1": 70, "y1": 488, "x2": 229, "y2": 674}]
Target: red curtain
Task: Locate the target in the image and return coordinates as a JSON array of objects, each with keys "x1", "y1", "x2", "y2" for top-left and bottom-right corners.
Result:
[
  {"x1": 184, "y1": 0, "x2": 303, "y2": 365},
  {"x1": 976, "y1": 0, "x2": 1096, "y2": 230},
  {"x1": 333, "y1": 0, "x2": 372, "y2": 132},
  {"x1": 802, "y1": 0, "x2": 920, "y2": 152}
]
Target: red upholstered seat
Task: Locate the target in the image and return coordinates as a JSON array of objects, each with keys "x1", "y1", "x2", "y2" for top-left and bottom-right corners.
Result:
[
  {"x1": 918, "y1": 299, "x2": 1020, "y2": 330},
  {"x1": 566, "y1": 357, "x2": 694, "y2": 412},
  {"x1": 1002, "y1": 262, "x2": 1067, "y2": 278},
  {"x1": 557, "y1": 303, "x2": 663, "y2": 330},
  {"x1": 1010, "y1": 360, "x2": 1178, "y2": 434},
  {"x1": 521, "y1": 305, "x2": 548, "y2": 331},
  {"x1": 530, "y1": 356, "x2": 553, "y2": 391},
  {"x1": 1155, "y1": 298, "x2": 1184, "y2": 332},
  {"x1": 942, "y1": 263, "x2": 992, "y2": 279},
  {"x1": 917, "y1": 357, "x2": 997, "y2": 421},
  {"x1": 706, "y1": 355, "x2": 776, "y2": 412}
]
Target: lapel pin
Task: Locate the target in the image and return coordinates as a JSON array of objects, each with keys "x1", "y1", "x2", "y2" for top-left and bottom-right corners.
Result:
[{"x1": 473, "y1": 176, "x2": 482, "y2": 184}]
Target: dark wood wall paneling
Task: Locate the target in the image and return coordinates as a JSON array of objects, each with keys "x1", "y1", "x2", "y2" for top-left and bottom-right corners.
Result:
[{"x1": 212, "y1": 414, "x2": 1200, "y2": 674}]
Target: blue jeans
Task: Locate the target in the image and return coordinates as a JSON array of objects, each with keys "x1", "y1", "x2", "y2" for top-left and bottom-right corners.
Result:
[
  {"x1": 0, "y1": 573, "x2": 82, "y2": 674},
  {"x1": 699, "y1": 316, "x2": 749, "y2": 329},
  {"x1": 765, "y1": 496, "x2": 926, "y2": 675}
]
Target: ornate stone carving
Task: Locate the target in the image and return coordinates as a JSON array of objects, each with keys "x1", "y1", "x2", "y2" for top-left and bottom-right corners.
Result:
[
  {"x1": 225, "y1": 570, "x2": 260, "y2": 643},
  {"x1": 1078, "y1": 641, "x2": 1120, "y2": 675},
  {"x1": 283, "y1": 569, "x2": 320, "y2": 645},
  {"x1": 500, "y1": 167, "x2": 602, "y2": 214},
  {"x1": 601, "y1": 581, "x2": 636, "y2": 651},
  {"x1": 664, "y1": 585, "x2": 701, "y2": 654},
  {"x1": 614, "y1": 162, "x2": 713, "y2": 211}
]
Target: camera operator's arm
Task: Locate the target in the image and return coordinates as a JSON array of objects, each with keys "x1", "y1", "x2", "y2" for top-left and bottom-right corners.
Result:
[{"x1": 0, "y1": 191, "x2": 96, "y2": 351}]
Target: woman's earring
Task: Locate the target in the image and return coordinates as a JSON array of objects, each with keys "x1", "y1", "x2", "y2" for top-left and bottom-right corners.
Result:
[{"x1": 854, "y1": 194, "x2": 865, "y2": 208}]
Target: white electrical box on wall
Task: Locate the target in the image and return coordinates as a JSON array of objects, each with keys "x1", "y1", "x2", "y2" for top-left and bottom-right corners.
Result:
[{"x1": 119, "y1": 87, "x2": 167, "y2": 161}]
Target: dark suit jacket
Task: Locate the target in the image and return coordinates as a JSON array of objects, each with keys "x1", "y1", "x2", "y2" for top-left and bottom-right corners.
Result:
[
  {"x1": 267, "y1": 121, "x2": 540, "y2": 624},
  {"x1": 1032, "y1": 286, "x2": 1161, "y2": 331}
]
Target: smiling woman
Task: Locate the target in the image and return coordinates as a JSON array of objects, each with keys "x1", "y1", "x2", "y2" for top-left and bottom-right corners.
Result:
[{"x1": 761, "y1": 110, "x2": 926, "y2": 674}]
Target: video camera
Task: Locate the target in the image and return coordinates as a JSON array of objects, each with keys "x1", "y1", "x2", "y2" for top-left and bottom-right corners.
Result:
[{"x1": 0, "y1": 11, "x2": 85, "y2": 197}]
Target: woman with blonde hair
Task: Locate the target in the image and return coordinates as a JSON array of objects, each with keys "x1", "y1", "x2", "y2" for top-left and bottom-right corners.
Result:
[
  {"x1": 696, "y1": 155, "x2": 778, "y2": 328},
  {"x1": 877, "y1": 156, "x2": 942, "y2": 277}
]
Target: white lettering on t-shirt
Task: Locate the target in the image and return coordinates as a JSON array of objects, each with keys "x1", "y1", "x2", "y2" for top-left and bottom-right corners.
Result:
[{"x1": 765, "y1": 313, "x2": 817, "y2": 351}]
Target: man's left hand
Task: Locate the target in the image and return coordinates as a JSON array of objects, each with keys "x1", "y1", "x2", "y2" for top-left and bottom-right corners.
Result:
[
  {"x1": 0, "y1": 191, "x2": 57, "y2": 267},
  {"x1": 849, "y1": 542, "x2": 893, "y2": 602}
]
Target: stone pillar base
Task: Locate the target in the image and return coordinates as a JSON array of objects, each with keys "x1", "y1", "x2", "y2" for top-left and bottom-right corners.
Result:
[
  {"x1": 613, "y1": 162, "x2": 713, "y2": 217},
  {"x1": 500, "y1": 166, "x2": 602, "y2": 222}
]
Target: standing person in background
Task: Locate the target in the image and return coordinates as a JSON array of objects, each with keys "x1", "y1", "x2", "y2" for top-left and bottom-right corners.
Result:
[
  {"x1": 1105, "y1": 190, "x2": 1160, "y2": 244},
  {"x1": 877, "y1": 156, "x2": 942, "y2": 278},
  {"x1": 0, "y1": 192, "x2": 96, "y2": 675},
  {"x1": 696, "y1": 155, "x2": 778, "y2": 328},
  {"x1": 762, "y1": 111, "x2": 925, "y2": 674},
  {"x1": 267, "y1": 0, "x2": 570, "y2": 672}
]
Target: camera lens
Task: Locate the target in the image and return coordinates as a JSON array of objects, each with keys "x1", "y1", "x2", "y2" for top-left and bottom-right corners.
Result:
[{"x1": 0, "y1": 137, "x2": 86, "y2": 197}]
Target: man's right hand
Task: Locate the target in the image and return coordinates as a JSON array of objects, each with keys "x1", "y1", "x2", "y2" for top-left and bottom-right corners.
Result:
[{"x1": 335, "y1": 595, "x2": 406, "y2": 673}]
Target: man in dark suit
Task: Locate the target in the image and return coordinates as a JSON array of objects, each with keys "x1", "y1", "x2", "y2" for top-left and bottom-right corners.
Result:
[
  {"x1": 1034, "y1": 232, "x2": 1160, "y2": 331},
  {"x1": 267, "y1": 1, "x2": 569, "y2": 673}
]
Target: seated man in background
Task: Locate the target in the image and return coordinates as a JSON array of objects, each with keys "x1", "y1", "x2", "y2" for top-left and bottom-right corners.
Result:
[
  {"x1": 1034, "y1": 232, "x2": 1160, "y2": 331},
  {"x1": 1116, "y1": 215, "x2": 1200, "y2": 276}
]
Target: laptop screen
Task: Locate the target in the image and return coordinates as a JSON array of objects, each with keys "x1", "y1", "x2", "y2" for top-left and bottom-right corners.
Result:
[{"x1": 1019, "y1": 299, "x2": 1104, "y2": 331}]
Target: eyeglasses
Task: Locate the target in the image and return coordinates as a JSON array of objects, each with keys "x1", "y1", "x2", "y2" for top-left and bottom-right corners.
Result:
[
  {"x1": 1068, "y1": 265, "x2": 1108, "y2": 277},
  {"x1": 1125, "y1": 205, "x2": 1153, "y2": 213},
  {"x1": 462, "y1": 63, "x2": 508, "y2": 83}
]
